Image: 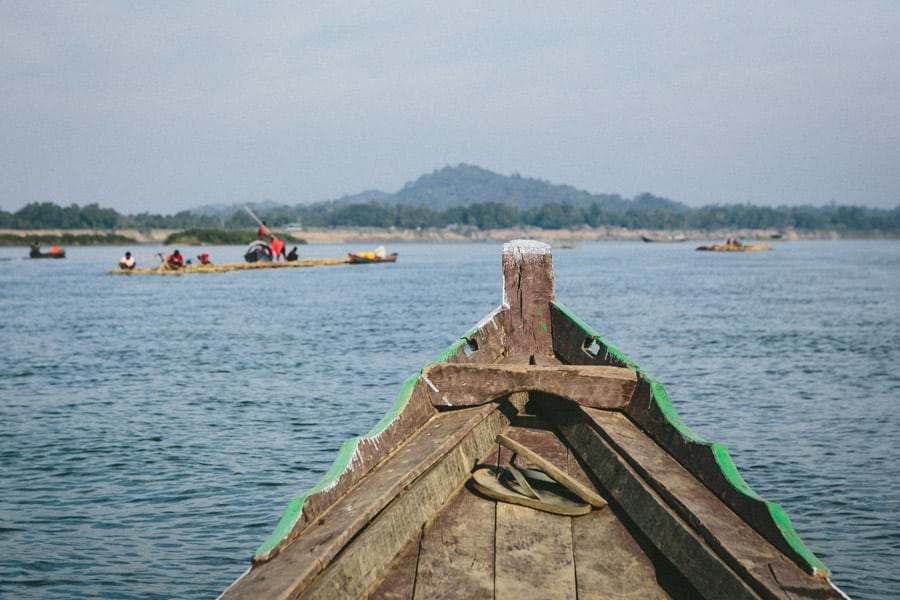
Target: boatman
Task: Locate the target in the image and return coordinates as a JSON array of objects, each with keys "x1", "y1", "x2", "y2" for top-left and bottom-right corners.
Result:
[
  {"x1": 118, "y1": 251, "x2": 136, "y2": 270},
  {"x1": 166, "y1": 249, "x2": 184, "y2": 269},
  {"x1": 270, "y1": 236, "x2": 285, "y2": 261},
  {"x1": 258, "y1": 221, "x2": 271, "y2": 241}
]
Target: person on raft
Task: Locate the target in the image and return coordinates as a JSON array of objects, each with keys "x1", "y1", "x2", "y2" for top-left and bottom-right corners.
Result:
[
  {"x1": 118, "y1": 251, "x2": 136, "y2": 270},
  {"x1": 286, "y1": 246, "x2": 299, "y2": 261},
  {"x1": 166, "y1": 249, "x2": 184, "y2": 269},
  {"x1": 197, "y1": 252, "x2": 211, "y2": 265}
]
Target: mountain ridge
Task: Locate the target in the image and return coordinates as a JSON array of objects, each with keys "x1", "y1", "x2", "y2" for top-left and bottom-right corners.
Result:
[{"x1": 193, "y1": 164, "x2": 687, "y2": 215}]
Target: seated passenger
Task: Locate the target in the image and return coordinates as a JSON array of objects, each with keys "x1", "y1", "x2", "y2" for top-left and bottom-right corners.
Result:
[{"x1": 118, "y1": 251, "x2": 136, "y2": 270}]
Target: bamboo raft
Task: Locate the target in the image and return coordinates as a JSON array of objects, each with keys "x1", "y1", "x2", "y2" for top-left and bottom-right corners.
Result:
[
  {"x1": 697, "y1": 239, "x2": 773, "y2": 252},
  {"x1": 221, "y1": 240, "x2": 845, "y2": 599},
  {"x1": 109, "y1": 256, "x2": 349, "y2": 275}
]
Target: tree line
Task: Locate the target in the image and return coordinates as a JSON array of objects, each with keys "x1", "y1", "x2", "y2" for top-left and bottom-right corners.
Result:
[{"x1": 2, "y1": 200, "x2": 899, "y2": 235}]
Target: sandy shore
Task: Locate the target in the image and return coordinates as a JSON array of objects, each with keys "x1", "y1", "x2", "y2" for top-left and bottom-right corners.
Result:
[{"x1": 2, "y1": 226, "x2": 841, "y2": 245}]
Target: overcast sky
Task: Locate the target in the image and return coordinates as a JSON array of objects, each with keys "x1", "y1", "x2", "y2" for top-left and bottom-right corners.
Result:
[{"x1": 2, "y1": 2, "x2": 898, "y2": 215}]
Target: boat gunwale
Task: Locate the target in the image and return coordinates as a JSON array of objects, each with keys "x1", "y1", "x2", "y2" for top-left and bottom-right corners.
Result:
[{"x1": 549, "y1": 299, "x2": 831, "y2": 578}]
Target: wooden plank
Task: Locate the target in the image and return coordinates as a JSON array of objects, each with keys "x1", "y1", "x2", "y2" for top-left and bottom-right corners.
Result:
[
  {"x1": 571, "y1": 509, "x2": 667, "y2": 600},
  {"x1": 223, "y1": 404, "x2": 508, "y2": 600},
  {"x1": 543, "y1": 402, "x2": 761, "y2": 600},
  {"x1": 366, "y1": 530, "x2": 421, "y2": 600},
  {"x1": 585, "y1": 409, "x2": 842, "y2": 600},
  {"x1": 500, "y1": 418, "x2": 664, "y2": 598},
  {"x1": 300, "y1": 406, "x2": 510, "y2": 600},
  {"x1": 420, "y1": 363, "x2": 636, "y2": 409},
  {"x1": 252, "y1": 377, "x2": 436, "y2": 562},
  {"x1": 502, "y1": 240, "x2": 555, "y2": 359},
  {"x1": 412, "y1": 485, "x2": 497, "y2": 599},
  {"x1": 494, "y1": 502, "x2": 577, "y2": 600},
  {"x1": 622, "y1": 378, "x2": 831, "y2": 578}
]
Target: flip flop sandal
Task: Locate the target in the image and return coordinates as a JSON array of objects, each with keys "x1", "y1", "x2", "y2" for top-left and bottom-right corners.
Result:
[
  {"x1": 471, "y1": 465, "x2": 592, "y2": 516},
  {"x1": 496, "y1": 434, "x2": 607, "y2": 508}
]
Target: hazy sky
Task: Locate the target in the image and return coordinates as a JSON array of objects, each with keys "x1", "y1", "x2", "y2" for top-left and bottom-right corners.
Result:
[{"x1": 2, "y1": 2, "x2": 898, "y2": 215}]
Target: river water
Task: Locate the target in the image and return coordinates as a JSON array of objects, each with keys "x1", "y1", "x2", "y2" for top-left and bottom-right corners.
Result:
[{"x1": 1, "y1": 240, "x2": 897, "y2": 599}]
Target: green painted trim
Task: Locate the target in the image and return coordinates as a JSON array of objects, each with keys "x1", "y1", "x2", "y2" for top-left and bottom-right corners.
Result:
[
  {"x1": 253, "y1": 436, "x2": 361, "y2": 559},
  {"x1": 550, "y1": 300, "x2": 830, "y2": 576},
  {"x1": 767, "y1": 503, "x2": 831, "y2": 576},
  {"x1": 710, "y1": 444, "x2": 830, "y2": 575},
  {"x1": 253, "y1": 372, "x2": 421, "y2": 560},
  {"x1": 432, "y1": 338, "x2": 467, "y2": 365}
]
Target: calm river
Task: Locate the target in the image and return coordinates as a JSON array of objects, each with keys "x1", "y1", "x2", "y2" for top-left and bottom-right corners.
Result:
[{"x1": 1, "y1": 240, "x2": 897, "y2": 599}]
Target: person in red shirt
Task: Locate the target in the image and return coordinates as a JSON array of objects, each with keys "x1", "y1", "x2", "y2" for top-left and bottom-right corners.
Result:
[
  {"x1": 166, "y1": 249, "x2": 184, "y2": 269},
  {"x1": 197, "y1": 252, "x2": 211, "y2": 265},
  {"x1": 257, "y1": 221, "x2": 270, "y2": 240}
]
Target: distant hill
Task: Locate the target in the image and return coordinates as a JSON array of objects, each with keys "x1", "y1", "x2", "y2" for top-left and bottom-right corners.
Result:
[
  {"x1": 189, "y1": 164, "x2": 688, "y2": 216},
  {"x1": 378, "y1": 164, "x2": 688, "y2": 212}
]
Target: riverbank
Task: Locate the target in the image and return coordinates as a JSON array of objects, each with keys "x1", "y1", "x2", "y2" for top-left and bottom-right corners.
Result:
[{"x1": 0, "y1": 226, "x2": 852, "y2": 246}]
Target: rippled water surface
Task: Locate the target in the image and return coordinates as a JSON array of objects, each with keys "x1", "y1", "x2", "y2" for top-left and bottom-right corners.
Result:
[{"x1": 1, "y1": 240, "x2": 897, "y2": 599}]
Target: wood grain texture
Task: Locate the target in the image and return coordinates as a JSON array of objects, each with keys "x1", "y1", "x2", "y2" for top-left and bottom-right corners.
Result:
[
  {"x1": 494, "y1": 502, "x2": 576, "y2": 600},
  {"x1": 223, "y1": 404, "x2": 507, "y2": 599},
  {"x1": 585, "y1": 409, "x2": 841, "y2": 599},
  {"x1": 300, "y1": 406, "x2": 509, "y2": 600},
  {"x1": 571, "y1": 509, "x2": 667, "y2": 600},
  {"x1": 502, "y1": 240, "x2": 555, "y2": 359},
  {"x1": 412, "y1": 486, "x2": 497, "y2": 599},
  {"x1": 421, "y1": 363, "x2": 636, "y2": 408}
]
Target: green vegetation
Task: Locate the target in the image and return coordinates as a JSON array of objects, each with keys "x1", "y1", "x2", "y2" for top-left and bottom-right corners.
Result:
[
  {"x1": 162, "y1": 228, "x2": 306, "y2": 245},
  {"x1": 3, "y1": 164, "x2": 898, "y2": 237},
  {"x1": 0, "y1": 232, "x2": 137, "y2": 247}
]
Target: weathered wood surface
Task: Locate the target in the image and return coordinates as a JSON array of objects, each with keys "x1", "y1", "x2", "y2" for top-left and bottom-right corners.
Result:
[
  {"x1": 108, "y1": 256, "x2": 349, "y2": 275},
  {"x1": 252, "y1": 378, "x2": 436, "y2": 563},
  {"x1": 221, "y1": 239, "x2": 841, "y2": 599},
  {"x1": 623, "y1": 377, "x2": 831, "y2": 578},
  {"x1": 405, "y1": 483, "x2": 496, "y2": 599},
  {"x1": 365, "y1": 417, "x2": 666, "y2": 599},
  {"x1": 547, "y1": 400, "x2": 844, "y2": 599},
  {"x1": 502, "y1": 240, "x2": 555, "y2": 359},
  {"x1": 420, "y1": 362, "x2": 637, "y2": 408},
  {"x1": 222, "y1": 403, "x2": 508, "y2": 599},
  {"x1": 300, "y1": 405, "x2": 506, "y2": 600}
]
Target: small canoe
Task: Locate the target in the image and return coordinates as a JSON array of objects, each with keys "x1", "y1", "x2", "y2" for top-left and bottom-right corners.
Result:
[
  {"x1": 221, "y1": 240, "x2": 845, "y2": 599},
  {"x1": 641, "y1": 231, "x2": 687, "y2": 243},
  {"x1": 348, "y1": 252, "x2": 398, "y2": 264},
  {"x1": 348, "y1": 245, "x2": 398, "y2": 264},
  {"x1": 30, "y1": 248, "x2": 66, "y2": 259}
]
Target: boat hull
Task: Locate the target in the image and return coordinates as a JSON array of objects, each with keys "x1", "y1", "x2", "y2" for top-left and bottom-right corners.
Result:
[
  {"x1": 348, "y1": 252, "x2": 398, "y2": 264},
  {"x1": 221, "y1": 240, "x2": 843, "y2": 600}
]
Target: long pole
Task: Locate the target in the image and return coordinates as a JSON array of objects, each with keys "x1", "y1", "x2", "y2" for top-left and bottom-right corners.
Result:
[{"x1": 243, "y1": 205, "x2": 264, "y2": 227}]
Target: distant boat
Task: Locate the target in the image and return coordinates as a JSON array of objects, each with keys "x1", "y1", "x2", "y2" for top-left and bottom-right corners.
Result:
[
  {"x1": 756, "y1": 232, "x2": 786, "y2": 242},
  {"x1": 697, "y1": 239, "x2": 772, "y2": 252},
  {"x1": 29, "y1": 244, "x2": 66, "y2": 259},
  {"x1": 244, "y1": 240, "x2": 274, "y2": 263},
  {"x1": 348, "y1": 246, "x2": 398, "y2": 264},
  {"x1": 640, "y1": 231, "x2": 687, "y2": 243}
]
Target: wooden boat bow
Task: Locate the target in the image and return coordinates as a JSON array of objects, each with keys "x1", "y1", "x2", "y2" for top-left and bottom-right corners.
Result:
[{"x1": 221, "y1": 240, "x2": 846, "y2": 600}]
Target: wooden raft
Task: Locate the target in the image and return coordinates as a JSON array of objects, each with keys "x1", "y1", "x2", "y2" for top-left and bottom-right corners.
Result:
[
  {"x1": 109, "y1": 256, "x2": 349, "y2": 275},
  {"x1": 221, "y1": 239, "x2": 845, "y2": 600}
]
